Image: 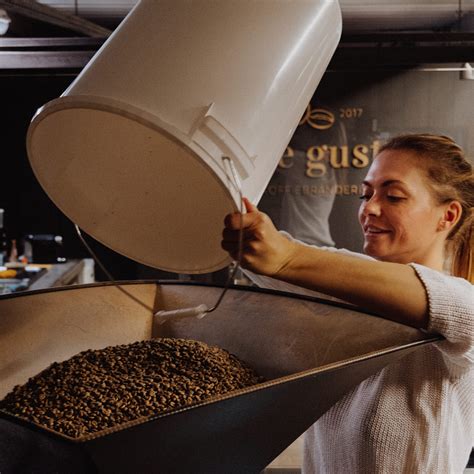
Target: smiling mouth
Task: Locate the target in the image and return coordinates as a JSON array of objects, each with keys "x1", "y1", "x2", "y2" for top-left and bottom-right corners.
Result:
[{"x1": 364, "y1": 226, "x2": 391, "y2": 236}]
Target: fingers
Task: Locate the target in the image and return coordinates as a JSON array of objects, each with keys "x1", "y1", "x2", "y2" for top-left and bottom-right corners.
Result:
[
  {"x1": 222, "y1": 227, "x2": 261, "y2": 243},
  {"x1": 243, "y1": 197, "x2": 258, "y2": 213},
  {"x1": 221, "y1": 197, "x2": 281, "y2": 272},
  {"x1": 221, "y1": 223, "x2": 261, "y2": 262},
  {"x1": 220, "y1": 238, "x2": 243, "y2": 257},
  {"x1": 224, "y1": 197, "x2": 259, "y2": 229},
  {"x1": 224, "y1": 209, "x2": 260, "y2": 230},
  {"x1": 221, "y1": 239, "x2": 257, "y2": 263}
]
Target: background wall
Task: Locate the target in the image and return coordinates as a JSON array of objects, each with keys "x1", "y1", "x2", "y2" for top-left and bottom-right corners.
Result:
[{"x1": 259, "y1": 67, "x2": 474, "y2": 252}]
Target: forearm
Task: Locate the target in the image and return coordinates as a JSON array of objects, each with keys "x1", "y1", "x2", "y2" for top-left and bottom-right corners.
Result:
[{"x1": 275, "y1": 243, "x2": 429, "y2": 329}]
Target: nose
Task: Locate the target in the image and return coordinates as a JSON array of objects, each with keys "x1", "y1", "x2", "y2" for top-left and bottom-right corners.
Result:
[{"x1": 361, "y1": 195, "x2": 382, "y2": 217}]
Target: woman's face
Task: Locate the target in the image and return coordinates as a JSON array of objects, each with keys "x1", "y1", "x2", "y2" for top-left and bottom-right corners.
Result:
[{"x1": 358, "y1": 149, "x2": 446, "y2": 265}]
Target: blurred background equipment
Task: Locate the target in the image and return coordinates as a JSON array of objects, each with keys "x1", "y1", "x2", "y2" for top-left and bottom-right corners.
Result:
[
  {"x1": 0, "y1": 209, "x2": 8, "y2": 266},
  {"x1": 23, "y1": 233, "x2": 65, "y2": 263}
]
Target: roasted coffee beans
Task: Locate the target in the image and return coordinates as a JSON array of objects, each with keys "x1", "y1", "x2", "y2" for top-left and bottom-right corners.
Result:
[{"x1": 0, "y1": 338, "x2": 262, "y2": 438}]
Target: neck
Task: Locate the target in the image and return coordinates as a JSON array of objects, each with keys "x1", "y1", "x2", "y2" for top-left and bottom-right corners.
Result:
[
  {"x1": 413, "y1": 236, "x2": 448, "y2": 272},
  {"x1": 416, "y1": 252, "x2": 446, "y2": 272},
  {"x1": 379, "y1": 239, "x2": 448, "y2": 273}
]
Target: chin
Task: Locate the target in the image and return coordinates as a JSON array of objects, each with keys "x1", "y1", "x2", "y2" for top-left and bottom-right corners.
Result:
[
  {"x1": 364, "y1": 246, "x2": 404, "y2": 264},
  {"x1": 363, "y1": 243, "x2": 388, "y2": 260}
]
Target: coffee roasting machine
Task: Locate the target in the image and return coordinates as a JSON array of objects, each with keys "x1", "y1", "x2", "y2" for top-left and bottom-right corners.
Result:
[
  {"x1": 0, "y1": 1, "x2": 439, "y2": 472},
  {"x1": 1, "y1": 283, "x2": 437, "y2": 473}
]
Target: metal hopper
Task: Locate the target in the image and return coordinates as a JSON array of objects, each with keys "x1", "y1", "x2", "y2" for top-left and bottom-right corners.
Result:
[{"x1": 0, "y1": 281, "x2": 438, "y2": 473}]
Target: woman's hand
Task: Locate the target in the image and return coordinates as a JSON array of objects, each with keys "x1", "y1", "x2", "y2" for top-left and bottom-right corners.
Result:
[{"x1": 221, "y1": 198, "x2": 298, "y2": 276}]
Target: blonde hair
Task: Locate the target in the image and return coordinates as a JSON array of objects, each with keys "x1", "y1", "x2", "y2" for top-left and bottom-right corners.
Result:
[{"x1": 379, "y1": 134, "x2": 474, "y2": 282}]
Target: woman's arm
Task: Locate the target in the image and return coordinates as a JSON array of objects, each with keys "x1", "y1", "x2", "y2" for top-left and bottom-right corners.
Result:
[
  {"x1": 222, "y1": 199, "x2": 429, "y2": 329},
  {"x1": 276, "y1": 243, "x2": 429, "y2": 328}
]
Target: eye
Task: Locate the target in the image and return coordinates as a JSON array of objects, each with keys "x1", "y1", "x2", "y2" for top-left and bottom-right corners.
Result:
[
  {"x1": 387, "y1": 195, "x2": 406, "y2": 202},
  {"x1": 359, "y1": 194, "x2": 371, "y2": 201}
]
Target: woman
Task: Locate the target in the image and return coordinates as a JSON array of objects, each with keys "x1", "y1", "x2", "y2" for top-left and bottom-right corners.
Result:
[{"x1": 222, "y1": 134, "x2": 473, "y2": 473}]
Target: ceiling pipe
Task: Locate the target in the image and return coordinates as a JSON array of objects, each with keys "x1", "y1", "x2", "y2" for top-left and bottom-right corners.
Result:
[
  {"x1": 0, "y1": 0, "x2": 111, "y2": 37},
  {"x1": 34, "y1": 1, "x2": 474, "y2": 32},
  {"x1": 340, "y1": 2, "x2": 473, "y2": 31}
]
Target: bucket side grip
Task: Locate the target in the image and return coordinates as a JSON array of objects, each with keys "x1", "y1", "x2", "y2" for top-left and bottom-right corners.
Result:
[{"x1": 192, "y1": 103, "x2": 256, "y2": 180}]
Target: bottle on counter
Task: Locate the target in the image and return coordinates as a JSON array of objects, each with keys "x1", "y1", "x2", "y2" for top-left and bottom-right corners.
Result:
[
  {"x1": 0, "y1": 209, "x2": 8, "y2": 266},
  {"x1": 8, "y1": 239, "x2": 18, "y2": 263}
]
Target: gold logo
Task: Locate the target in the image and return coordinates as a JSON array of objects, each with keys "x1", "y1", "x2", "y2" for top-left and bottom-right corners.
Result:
[{"x1": 299, "y1": 104, "x2": 335, "y2": 130}]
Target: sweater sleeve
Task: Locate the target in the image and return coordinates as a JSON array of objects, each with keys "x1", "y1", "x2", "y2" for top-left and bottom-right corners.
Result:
[{"x1": 409, "y1": 263, "x2": 474, "y2": 367}]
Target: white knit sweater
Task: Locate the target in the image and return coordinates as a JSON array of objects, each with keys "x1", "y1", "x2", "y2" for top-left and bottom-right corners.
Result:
[{"x1": 244, "y1": 239, "x2": 474, "y2": 474}]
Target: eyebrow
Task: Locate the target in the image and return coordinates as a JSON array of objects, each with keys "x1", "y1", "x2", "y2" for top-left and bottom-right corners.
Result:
[{"x1": 362, "y1": 179, "x2": 407, "y2": 188}]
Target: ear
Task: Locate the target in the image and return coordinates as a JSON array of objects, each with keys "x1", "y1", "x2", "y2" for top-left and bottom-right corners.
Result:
[{"x1": 438, "y1": 200, "x2": 462, "y2": 233}]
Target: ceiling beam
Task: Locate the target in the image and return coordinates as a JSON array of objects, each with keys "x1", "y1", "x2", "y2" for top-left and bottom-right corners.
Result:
[
  {"x1": 1, "y1": 31, "x2": 473, "y2": 72},
  {"x1": 0, "y1": 0, "x2": 111, "y2": 37}
]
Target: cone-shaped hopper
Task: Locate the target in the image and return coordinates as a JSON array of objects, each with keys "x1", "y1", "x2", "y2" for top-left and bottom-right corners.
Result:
[{"x1": 0, "y1": 282, "x2": 438, "y2": 473}]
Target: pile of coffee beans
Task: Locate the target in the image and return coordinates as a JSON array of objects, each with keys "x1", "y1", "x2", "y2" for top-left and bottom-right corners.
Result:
[{"x1": 0, "y1": 338, "x2": 263, "y2": 438}]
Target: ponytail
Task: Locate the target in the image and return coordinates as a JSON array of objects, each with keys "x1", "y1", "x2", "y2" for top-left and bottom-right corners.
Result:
[{"x1": 451, "y1": 214, "x2": 474, "y2": 282}]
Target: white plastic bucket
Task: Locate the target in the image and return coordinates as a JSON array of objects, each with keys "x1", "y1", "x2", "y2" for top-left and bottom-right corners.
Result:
[{"x1": 27, "y1": 0, "x2": 342, "y2": 273}]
